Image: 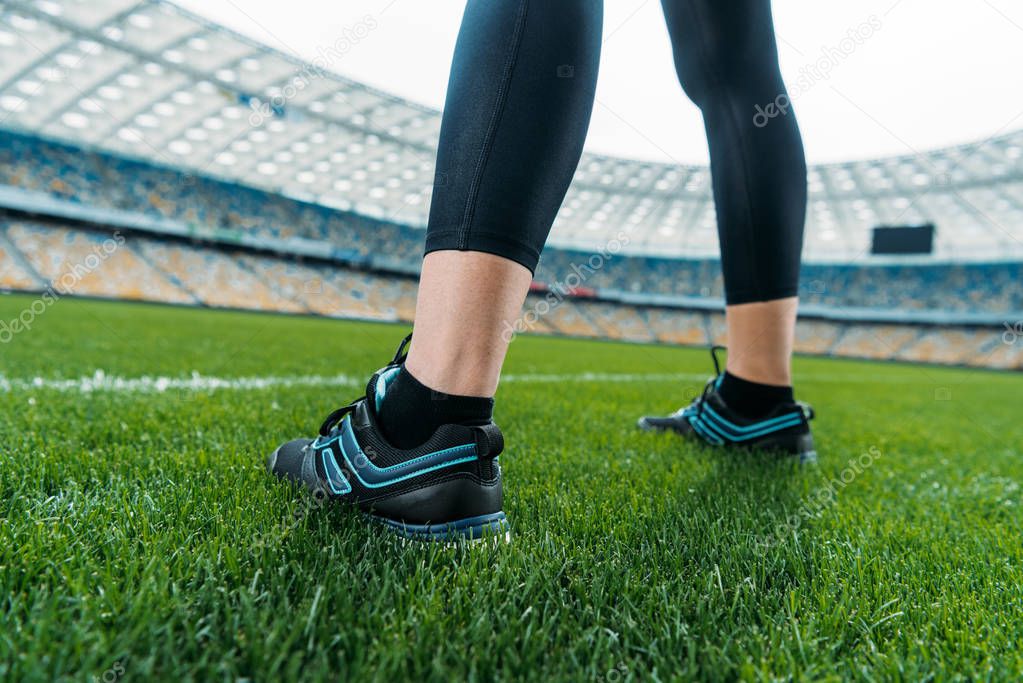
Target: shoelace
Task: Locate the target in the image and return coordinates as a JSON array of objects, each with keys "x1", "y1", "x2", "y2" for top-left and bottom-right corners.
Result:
[
  {"x1": 681, "y1": 345, "x2": 817, "y2": 423},
  {"x1": 318, "y1": 333, "x2": 413, "y2": 436},
  {"x1": 681, "y1": 345, "x2": 726, "y2": 421}
]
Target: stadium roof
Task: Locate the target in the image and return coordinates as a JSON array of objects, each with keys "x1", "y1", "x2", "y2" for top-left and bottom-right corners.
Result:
[{"x1": 1, "y1": 0, "x2": 1021, "y2": 260}]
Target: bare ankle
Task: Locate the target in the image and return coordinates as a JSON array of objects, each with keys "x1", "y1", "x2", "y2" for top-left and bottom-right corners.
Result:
[
  {"x1": 724, "y1": 297, "x2": 797, "y2": 386},
  {"x1": 406, "y1": 251, "x2": 533, "y2": 397},
  {"x1": 405, "y1": 352, "x2": 498, "y2": 398}
]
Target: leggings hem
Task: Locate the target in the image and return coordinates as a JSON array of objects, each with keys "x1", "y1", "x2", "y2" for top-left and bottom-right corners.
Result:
[
  {"x1": 724, "y1": 286, "x2": 799, "y2": 306},
  {"x1": 424, "y1": 230, "x2": 540, "y2": 274}
]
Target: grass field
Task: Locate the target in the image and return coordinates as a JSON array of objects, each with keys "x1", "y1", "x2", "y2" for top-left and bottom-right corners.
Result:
[{"x1": 1, "y1": 293, "x2": 1022, "y2": 681}]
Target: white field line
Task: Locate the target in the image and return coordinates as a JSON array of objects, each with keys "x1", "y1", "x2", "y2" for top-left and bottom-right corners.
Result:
[
  {"x1": 0, "y1": 371, "x2": 361, "y2": 394},
  {"x1": 0, "y1": 370, "x2": 702, "y2": 394},
  {"x1": 501, "y1": 372, "x2": 709, "y2": 383},
  {"x1": 0, "y1": 369, "x2": 928, "y2": 394}
]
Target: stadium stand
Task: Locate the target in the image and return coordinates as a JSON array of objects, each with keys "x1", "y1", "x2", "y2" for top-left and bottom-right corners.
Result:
[
  {"x1": 536, "y1": 246, "x2": 1023, "y2": 315},
  {"x1": 583, "y1": 301, "x2": 656, "y2": 343},
  {"x1": 133, "y1": 238, "x2": 306, "y2": 312},
  {"x1": 0, "y1": 132, "x2": 421, "y2": 264},
  {"x1": 793, "y1": 319, "x2": 844, "y2": 356},
  {"x1": 2, "y1": 129, "x2": 1020, "y2": 369},
  {"x1": 3, "y1": 131, "x2": 1021, "y2": 316},
  {"x1": 4, "y1": 220, "x2": 194, "y2": 303},
  {"x1": 829, "y1": 324, "x2": 922, "y2": 361},
  {"x1": 0, "y1": 0, "x2": 1019, "y2": 370},
  {"x1": 895, "y1": 328, "x2": 998, "y2": 367},
  {"x1": 0, "y1": 225, "x2": 43, "y2": 291},
  {"x1": 540, "y1": 301, "x2": 606, "y2": 339},
  {"x1": 973, "y1": 333, "x2": 1023, "y2": 370},
  {"x1": 644, "y1": 309, "x2": 710, "y2": 347},
  {"x1": 0, "y1": 213, "x2": 1018, "y2": 369}
]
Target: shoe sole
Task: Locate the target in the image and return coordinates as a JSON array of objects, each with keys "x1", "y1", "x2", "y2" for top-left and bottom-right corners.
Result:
[
  {"x1": 368, "y1": 511, "x2": 511, "y2": 544},
  {"x1": 637, "y1": 416, "x2": 685, "y2": 434},
  {"x1": 268, "y1": 447, "x2": 510, "y2": 543},
  {"x1": 758, "y1": 431, "x2": 818, "y2": 465},
  {"x1": 638, "y1": 417, "x2": 818, "y2": 464}
]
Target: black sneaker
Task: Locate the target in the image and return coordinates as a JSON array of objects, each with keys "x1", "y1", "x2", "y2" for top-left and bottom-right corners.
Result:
[
  {"x1": 267, "y1": 335, "x2": 509, "y2": 542},
  {"x1": 637, "y1": 346, "x2": 817, "y2": 463}
]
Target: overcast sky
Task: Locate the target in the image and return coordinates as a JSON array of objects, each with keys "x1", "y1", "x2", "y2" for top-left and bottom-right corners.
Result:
[{"x1": 174, "y1": 0, "x2": 1023, "y2": 165}]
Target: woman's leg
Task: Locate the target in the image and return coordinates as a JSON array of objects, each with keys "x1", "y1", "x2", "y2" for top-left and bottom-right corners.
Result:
[
  {"x1": 661, "y1": 0, "x2": 807, "y2": 388},
  {"x1": 382, "y1": 0, "x2": 603, "y2": 445},
  {"x1": 269, "y1": 2, "x2": 603, "y2": 531}
]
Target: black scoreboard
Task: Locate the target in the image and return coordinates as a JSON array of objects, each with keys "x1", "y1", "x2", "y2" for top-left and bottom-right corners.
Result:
[{"x1": 871, "y1": 224, "x2": 935, "y2": 255}]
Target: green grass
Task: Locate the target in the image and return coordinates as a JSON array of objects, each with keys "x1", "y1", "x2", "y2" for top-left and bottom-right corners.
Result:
[{"x1": 1, "y1": 293, "x2": 1021, "y2": 682}]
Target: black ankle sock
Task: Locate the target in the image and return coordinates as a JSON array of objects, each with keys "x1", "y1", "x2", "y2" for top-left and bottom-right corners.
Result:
[
  {"x1": 717, "y1": 371, "x2": 794, "y2": 419},
  {"x1": 376, "y1": 366, "x2": 494, "y2": 449}
]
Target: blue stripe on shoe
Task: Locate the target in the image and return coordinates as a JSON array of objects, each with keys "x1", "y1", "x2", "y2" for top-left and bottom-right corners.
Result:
[
  {"x1": 317, "y1": 417, "x2": 478, "y2": 490},
  {"x1": 698, "y1": 412, "x2": 802, "y2": 442},
  {"x1": 321, "y1": 448, "x2": 352, "y2": 495},
  {"x1": 687, "y1": 415, "x2": 724, "y2": 445},
  {"x1": 702, "y1": 404, "x2": 803, "y2": 434}
]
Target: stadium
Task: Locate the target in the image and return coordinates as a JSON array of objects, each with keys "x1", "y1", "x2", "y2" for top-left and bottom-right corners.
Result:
[{"x1": 1, "y1": 0, "x2": 1021, "y2": 680}]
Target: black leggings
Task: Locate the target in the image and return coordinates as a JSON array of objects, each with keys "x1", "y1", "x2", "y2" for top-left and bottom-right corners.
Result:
[{"x1": 424, "y1": 0, "x2": 807, "y2": 305}]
